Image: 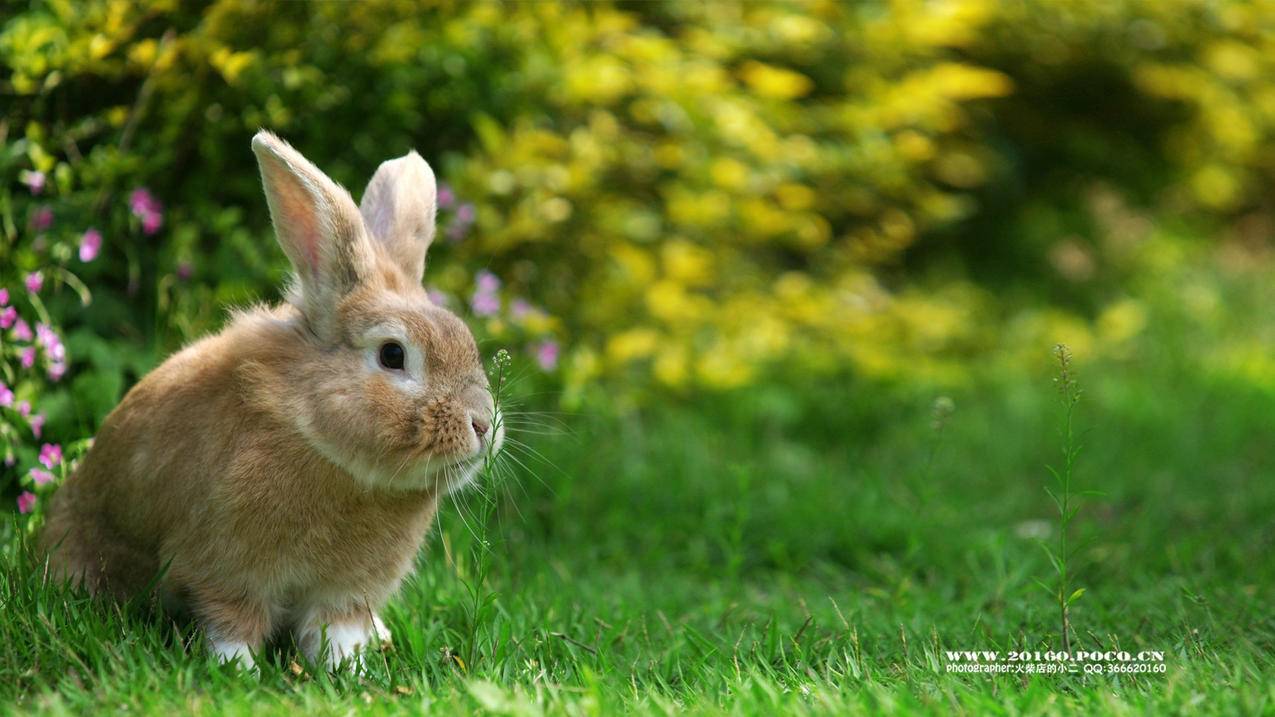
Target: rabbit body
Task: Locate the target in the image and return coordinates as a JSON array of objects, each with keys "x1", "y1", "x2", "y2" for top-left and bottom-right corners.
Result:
[{"x1": 41, "y1": 132, "x2": 499, "y2": 668}]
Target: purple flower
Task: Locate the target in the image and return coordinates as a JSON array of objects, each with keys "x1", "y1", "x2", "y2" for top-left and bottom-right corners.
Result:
[
  {"x1": 470, "y1": 271, "x2": 502, "y2": 316},
  {"x1": 36, "y1": 324, "x2": 63, "y2": 361},
  {"x1": 80, "y1": 228, "x2": 102, "y2": 262},
  {"x1": 17, "y1": 492, "x2": 36, "y2": 515},
  {"x1": 471, "y1": 292, "x2": 501, "y2": 317},
  {"x1": 20, "y1": 170, "x2": 45, "y2": 195},
  {"x1": 0, "y1": 306, "x2": 14, "y2": 329},
  {"x1": 30, "y1": 468, "x2": 55, "y2": 487},
  {"x1": 29, "y1": 413, "x2": 45, "y2": 438},
  {"x1": 0, "y1": 288, "x2": 9, "y2": 306},
  {"x1": 20, "y1": 347, "x2": 36, "y2": 369},
  {"x1": 437, "y1": 183, "x2": 455, "y2": 210},
  {"x1": 0, "y1": 383, "x2": 12, "y2": 407},
  {"x1": 47, "y1": 362, "x2": 66, "y2": 381},
  {"x1": 38, "y1": 443, "x2": 62, "y2": 469},
  {"x1": 445, "y1": 202, "x2": 478, "y2": 242},
  {"x1": 476, "y1": 270, "x2": 501, "y2": 294},
  {"x1": 32, "y1": 206, "x2": 53, "y2": 232},
  {"x1": 535, "y1": 340, "x2": 560, "y2": 371},
  {"x1": 511, "y1": 299, "x2": 533, "y2": 319},
  {"x1": 142, "y1": 212, "x2": 163, "y2": 235},
  {"x1": 25, "y1": 272, "x2": 43, "y2": 294},
  {"x1": 426, "y1": 288, "x2": 450, "y2": 307},
  {"x1": 176, "y1": 262, "x2": 193, "y2": 281},
  {"x1": 17, "y1": 400, "x2": 31, "y2": 417},
  {"x1": 129, "y1": 188, "x2": 164, "y2": 235},
  {"x1": 129, "y1": 187, "x2": 159, "y2": 215},
  {"x1": 12, "y1": 319, "x2": 31, "y2": 342}
]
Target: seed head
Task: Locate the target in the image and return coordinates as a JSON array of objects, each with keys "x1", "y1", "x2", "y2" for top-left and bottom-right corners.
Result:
[{"x1": 930, "y1": 396, "x2": 955, "y2": 432}]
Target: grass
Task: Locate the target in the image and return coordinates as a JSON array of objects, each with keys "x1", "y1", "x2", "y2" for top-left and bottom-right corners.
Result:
[{"x1": 1, "y1": 346, "x2": 1273, "y2": 714}]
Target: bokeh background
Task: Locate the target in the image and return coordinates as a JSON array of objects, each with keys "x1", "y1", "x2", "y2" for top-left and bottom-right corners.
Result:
[
  {"x1": 4, "y1": 1, "x2": 1275, "y2": 710},
  {"x1": 4, "y1": 0, "x2": 1275, "y2": 543}
]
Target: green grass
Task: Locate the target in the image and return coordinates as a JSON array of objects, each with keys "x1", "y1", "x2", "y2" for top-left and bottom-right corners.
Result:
[{"x1": 2, "y1": 351, "x2": 1273, "y2": 714}]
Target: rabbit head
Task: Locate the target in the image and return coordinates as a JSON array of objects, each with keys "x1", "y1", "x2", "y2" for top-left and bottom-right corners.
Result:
[{"x1": 250, "y1": 131, "x2": 501, "y2": 493}]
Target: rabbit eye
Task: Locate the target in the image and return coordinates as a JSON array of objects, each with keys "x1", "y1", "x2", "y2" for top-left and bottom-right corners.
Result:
[{"x1": 378, "y1": 341, "x2": 406, "y2": 370}]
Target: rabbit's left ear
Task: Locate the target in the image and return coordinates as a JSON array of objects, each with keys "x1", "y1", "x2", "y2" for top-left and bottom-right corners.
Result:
[
  {"x1": 359, "y1": 151, "x2": 437, "y2": 284},
  {"x1": 252, "y1": 130, "x2": 373, "y2": 339}
]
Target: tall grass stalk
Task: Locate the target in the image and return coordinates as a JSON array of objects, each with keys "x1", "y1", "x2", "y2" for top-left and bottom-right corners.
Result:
[
  {"x1": 1042, "y1": 344, "x2": 1085, "y2": 653},
  {"x1": 453, "y1": 348, "x2": 512, "y2": 672}
]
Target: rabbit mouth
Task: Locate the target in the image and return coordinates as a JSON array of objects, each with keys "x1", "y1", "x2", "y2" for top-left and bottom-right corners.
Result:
[
  {"x1": 373, "y1": 445, "x2": 486, "y2": 493},
  {"x1": 390, "y1": 452, "x2": 484, "y2": 493}
]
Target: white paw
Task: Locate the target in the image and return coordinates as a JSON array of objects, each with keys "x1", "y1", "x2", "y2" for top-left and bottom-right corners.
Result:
[
  {"x1": 210, "y1": 638, "x2": 256, "y2": 669},
  {"x1": 372, "y1": 614, "x2": 392, "y2": 645},
  {"x1": 298, "y1": 616, "x2": 389, "y2": 670}
]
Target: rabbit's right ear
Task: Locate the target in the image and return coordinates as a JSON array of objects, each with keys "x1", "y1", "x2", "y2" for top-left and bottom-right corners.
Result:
[
  {"x1": 251, "y1": 131, "x2": 373, "y2": 339},
  {"x1": 359, "y1": 151, "x2": 437, "y2": 285}
]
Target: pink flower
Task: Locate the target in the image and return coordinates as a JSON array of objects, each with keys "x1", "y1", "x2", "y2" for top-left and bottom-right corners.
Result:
[
  {"x1": 29, "y1": 413, "x2": 45, "y2": 438},
  {"x1": 30, "y1": 469, "x2": 55, "y2": 487},
  {"x1": 19, "y1": 347, "x2": 36, "y2": 369},
  {"x1": 176, "y1": 262, "x2": 193, "y2": 281},
  {"x1": 17, "y1": 400, "x2": 31, "y2": 417},
  {"x1": 129, "y1": 187, "x2": 159, "y2": 215},
  {"x1": 12, "y1": 319, "x2": 31, "y2": 342},
  {"x1": 25, "y1": 272, "x2": 43, "y2": 294},
  {"x1": 471, "y1": 270, "x2": 502, "y2": 316},
  {"x1": 36, "y1": 324, "x2": 64, "y2": 361},
  {"x1": 437, "y1": 183, "x2": 455, "y2": 209},
  {"x1": 39, "y1": 443, "x2": 62, "y2": 469},
  {"x1": 0, "y1": 306, "x2": 15, "y2": 329},
  {"x1": 80, "y1": 228, "x2": 102, "y2": 262},
  {"x1": 471, "y1": 292, "x2": 501, "y2": 317},
  {"x1": 0, "y1": 383, "x2": 12, "y2": 407},
  {"x1": 48, "y1": 362, "x2": 66, "y2": 381},
  {"x1": 0, "y1": 288, "x2": 9, "y2": 306},
  {"x1": 511, "y1": 299, "x2": 533, "y2": 319},
  {"x1": 130, "y1": 188, "x2": 164, "y2": 235},
  {"x1": 17, "y1": 492, "x2": 36, "y2": 514},
  {"x1": 426, "y1": 289, "x2": 450, "y2": 307},
  {"x1": 535, "y1": 340, "x2": 560, "y2": 371},
  {"x1": 445, "y1": 203, "x2": 477, "y2": 242},
  {"x1": 32, "y1": 206, "x2": 53, "y2": 232},
  {"x1": 476, "y1": 270, "x2": 501, "y2": 294},
  {"x1": 142, "y1": 212, "x2": 163, "y2": 234},
  {"x1": 20, "y1": 170, "x2": 45, "y2": 195}
]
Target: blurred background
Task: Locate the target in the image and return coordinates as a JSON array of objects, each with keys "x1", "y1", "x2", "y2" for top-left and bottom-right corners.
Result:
[
  {"x1": 3, "y1": 0, "x2": 1275, "y2": 518},
  {"x1": 5, "y1": 5, "x2": 1275, "y2": 706}
]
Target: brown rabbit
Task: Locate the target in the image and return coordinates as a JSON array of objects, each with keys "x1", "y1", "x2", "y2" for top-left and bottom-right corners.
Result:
[{"x1": 41, "y1": 131, "x2": 503, "y2": 669}]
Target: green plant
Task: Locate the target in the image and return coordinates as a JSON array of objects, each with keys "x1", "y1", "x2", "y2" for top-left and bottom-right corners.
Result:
[
  {"x1": 1039, "y1": 343, "x2": 1086, "y2": 653},
  {"x1": 451, "y1": 348, "x2": 512, "y2": 674}
]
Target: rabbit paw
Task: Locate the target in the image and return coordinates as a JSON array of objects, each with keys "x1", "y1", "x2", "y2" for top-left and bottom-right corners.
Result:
[
  {"x1": 210, "y1": 638, "x2": 257, "y2": 670},
  {"x1": 298, "y1": 613, "x2": 391, "y2": 670}
]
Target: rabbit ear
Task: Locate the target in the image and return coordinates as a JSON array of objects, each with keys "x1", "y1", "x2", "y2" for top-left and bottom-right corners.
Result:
[
  {"x1": 251, "y1": 131, "x2": 373, "y2": 336},
  {"x1": 359, "y1": 151, "x2": 437, "y2": 284}
]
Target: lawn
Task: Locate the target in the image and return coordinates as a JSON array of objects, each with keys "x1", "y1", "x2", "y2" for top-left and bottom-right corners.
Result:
[
  {"x1": 8, "y1": 2, "x2": 1275, "y2": 714},
  {"x1": 2, "y1": 347, "x2": 1272, "y2": 714}
]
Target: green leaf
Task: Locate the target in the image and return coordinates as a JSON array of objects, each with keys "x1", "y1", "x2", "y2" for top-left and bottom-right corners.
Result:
[{"x1": 1067, "y1": 588, "x2": 1086, "y2": 605}]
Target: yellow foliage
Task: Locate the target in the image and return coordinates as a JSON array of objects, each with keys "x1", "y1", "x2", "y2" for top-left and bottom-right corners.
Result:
[
  {"x1": 15, "y1": 0, "x2": 1266, "y2": 396},
  {"x1": 739, "y1": 61, "x2": 814, "y2": 99}
]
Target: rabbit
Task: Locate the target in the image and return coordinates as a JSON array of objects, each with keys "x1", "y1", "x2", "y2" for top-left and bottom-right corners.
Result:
[{"x1": 40, "y1": 130, "x2": 503, "y2": 670}]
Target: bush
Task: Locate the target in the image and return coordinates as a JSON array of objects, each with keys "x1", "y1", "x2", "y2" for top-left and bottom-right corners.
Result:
[{"x1": 5, "y1": 0, "x2": 1275, "y2": 511}]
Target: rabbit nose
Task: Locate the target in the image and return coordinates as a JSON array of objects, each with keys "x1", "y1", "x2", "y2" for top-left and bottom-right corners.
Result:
[{"x1": 472, "y1": 418, "x2": 489, "y2": 440}]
